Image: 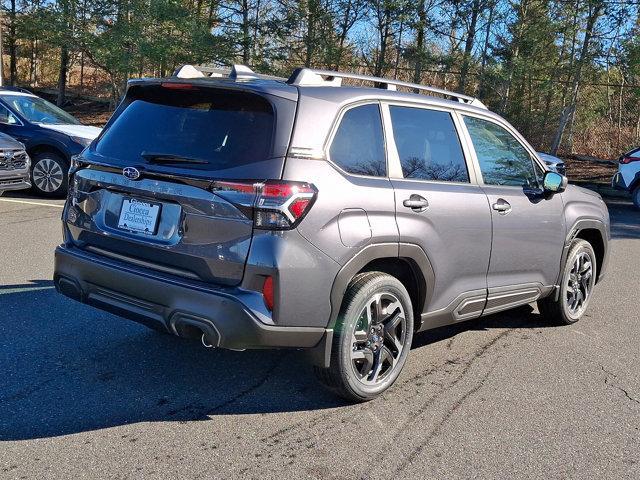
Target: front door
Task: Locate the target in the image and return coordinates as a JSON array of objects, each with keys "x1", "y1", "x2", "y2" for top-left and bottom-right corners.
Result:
[
  {"x1": 461, "y1": 114, "x2": 566, "y2": 313},
  {"x1": 385, "y1": 104, "x2": 492, "y2": 327}
]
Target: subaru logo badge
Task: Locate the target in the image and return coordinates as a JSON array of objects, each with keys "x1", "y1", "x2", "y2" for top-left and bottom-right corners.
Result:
[{"x1": 123, "y1": 167, "x2": 140, "y2": 180}]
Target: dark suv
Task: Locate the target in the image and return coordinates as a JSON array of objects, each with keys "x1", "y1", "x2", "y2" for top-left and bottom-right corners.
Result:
[{"x1": 54, "y1": 65, "x2": 610, "y2": 401}]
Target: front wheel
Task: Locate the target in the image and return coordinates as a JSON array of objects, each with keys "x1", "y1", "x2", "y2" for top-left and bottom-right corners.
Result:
[
  {"x1": 31, "y1": 152, "x2": 69, "y2": 198},
  {"x1": 314, "y1": 272, "x2": 414, "y2": 402},
  {"x1": 538, "y1": 239, "x2": 597, "y2": 325}
]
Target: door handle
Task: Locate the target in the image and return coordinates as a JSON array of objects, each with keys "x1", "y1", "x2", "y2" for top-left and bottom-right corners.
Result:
[
  {"x1": 492, "y1": 199, "x2": 512, "y2": 214},
  {"x1": 403, "y1": 194, "x2": 429, "y2": 212}
]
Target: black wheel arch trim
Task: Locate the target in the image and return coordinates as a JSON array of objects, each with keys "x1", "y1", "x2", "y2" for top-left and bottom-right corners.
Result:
[
  {"x1": 28, "y1": 142, "x2": 71, "y2": 162},
  {"x1": 556, "y1": 218, "x2": 609, "y2": 291},
  {"x1": 327, "y1": 242, "x2": 435, "y2": 330}
]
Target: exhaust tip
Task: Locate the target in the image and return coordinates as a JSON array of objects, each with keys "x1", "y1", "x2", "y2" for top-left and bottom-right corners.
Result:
[
  {"x1": 170, "y1": 312, "x2": 221, "y2": 347},
  {"x1": 55, "y1": 276, "x2": 83, "y2": 302},
  {"x1": 201, "y1": 333, "x2": 216, "y2": 348}
]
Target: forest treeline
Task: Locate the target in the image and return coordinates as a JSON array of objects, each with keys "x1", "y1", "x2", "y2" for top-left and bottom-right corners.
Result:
[{"x1": 1, "y1": 0, "x2": 639, "y2": 158}]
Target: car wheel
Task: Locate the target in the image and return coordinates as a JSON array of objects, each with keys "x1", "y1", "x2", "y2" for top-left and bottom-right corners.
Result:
[
  {"x1": 314, "y1": 271, "x2": 414, "y2": 402},
  {"x1": 632, "y1": 186, "x2": 640, "y2": 209},
  {"x1": 31, "y1": 152, "x2": 68, "y2": 198},
  {"x1": 538, "y1": 239, "x2": 597, "y2": 325}
]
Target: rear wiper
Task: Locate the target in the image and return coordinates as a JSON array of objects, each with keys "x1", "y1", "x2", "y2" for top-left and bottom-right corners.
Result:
[{"x1": 141, "y1": 152, "x2": 209, "y2": 165}]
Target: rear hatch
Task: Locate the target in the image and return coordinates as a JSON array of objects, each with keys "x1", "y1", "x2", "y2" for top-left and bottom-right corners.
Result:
[{"x1": 65, "y1": 79, "x2": 297, "y2": 286}]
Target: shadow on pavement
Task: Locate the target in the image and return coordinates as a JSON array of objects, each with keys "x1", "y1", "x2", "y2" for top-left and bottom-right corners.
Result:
[{"x1": 0, "y1": 283, "x2": 559, "y2": 441}]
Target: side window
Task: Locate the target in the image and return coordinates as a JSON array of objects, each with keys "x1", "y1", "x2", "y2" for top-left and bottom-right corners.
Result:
[
  {"x1": 463, "y1": 115, "x2": 538, "y2": 187},
  {"x1": 390, "y1": 106, "x2": 469, "y2": 182},
  {"x1": 329, "y1": 103, "x2": 386, "y2": 176},
  {"x1": 0, "y1": 104, "x2": 18, "y2": 125}
]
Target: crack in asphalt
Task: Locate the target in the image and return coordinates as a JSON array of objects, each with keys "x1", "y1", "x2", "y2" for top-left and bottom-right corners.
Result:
[
  {"x1": 352, "y1": 328, "x2": 518, "y2": 479},
  {"x1": 395, "y1": 366, "x2": 496, "y2": 475},
  {"x1": 601, "y1": 364, "x2": 640, "y2": 406}
]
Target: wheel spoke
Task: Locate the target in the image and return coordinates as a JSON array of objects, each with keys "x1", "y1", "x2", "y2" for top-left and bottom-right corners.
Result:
[
  {"x1": 369, "y1": 348, "x2": 384, "y2": 383},
  {"x1": 383, "y1": 313, "x2": 404, "y2": 354},
  {"x1": 381, "y1": 346, "x2": 395, "y2": 370},
  {"x1": 575, "y1": 290, "x2": 584, "y2": 309},
  {"x1": 352, "y1": 348, "x2": 374, "y2": 378},
  {"x1": 373, "y1": 294, "x2": 385, "y2": 324}
]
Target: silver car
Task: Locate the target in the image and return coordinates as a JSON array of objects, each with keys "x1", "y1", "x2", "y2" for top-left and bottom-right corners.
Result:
[
  {"x1": 54, "y1": 65, "x2": 610, "y2": 401},
  {"x1": 0, "y1": 132, "x2": 30, "y2": 195}
]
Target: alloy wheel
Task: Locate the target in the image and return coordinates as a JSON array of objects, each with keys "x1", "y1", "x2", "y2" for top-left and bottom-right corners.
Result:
[
  {"x1": 565, "y1": 251, "x2": 594, "y2": 316},
  {"x1": 350, "y1": 292, "x2": 407, "y2": 385},
  {"x1": 32, "y1": 158, "x2": 64, "y2": 193}
]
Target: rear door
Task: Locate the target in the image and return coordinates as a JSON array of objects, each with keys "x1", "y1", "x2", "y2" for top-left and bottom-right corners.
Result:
[
  {"x1": 65, "y1": 82, "x2": 296, "y2": 286},
  {"x1": 460, "y1": 113, "x2": 565, "y2": 311},
  {"x1": 384, "y1": 103, "x2": 492, "y2": 326}
]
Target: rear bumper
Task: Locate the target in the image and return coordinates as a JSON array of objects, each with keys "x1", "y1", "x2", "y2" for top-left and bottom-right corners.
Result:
[{"x1": 54, "y1": 245, "x2": 328, "y2": 351}]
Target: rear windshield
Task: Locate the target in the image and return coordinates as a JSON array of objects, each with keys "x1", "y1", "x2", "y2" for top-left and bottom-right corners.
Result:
[{"x1": 94, "y1": 86, "x2": 274, "y2": 172}]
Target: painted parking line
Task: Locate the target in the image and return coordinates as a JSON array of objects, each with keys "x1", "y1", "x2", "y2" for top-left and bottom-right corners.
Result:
[
  {"x1": 0, "y1": 285, "x2": 55, "y2": 295},
  {"x1": 0, "y1": 198, "x2": 64, "y2": 209}
]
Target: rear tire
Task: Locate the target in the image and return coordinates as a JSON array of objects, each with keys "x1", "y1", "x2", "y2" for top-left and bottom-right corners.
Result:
[
  {"x1": 538, "y1": 239, "x2": 596, "y2": 325},
  {"x1": 30, "y1": 152, "x2": 68, "y2": 198},
  {"x1": 314, "y1": 271, "x2": 414, "y2": 402},
  {"x1": 632, "y1": 186, "x2": 640, "y2": 210}
]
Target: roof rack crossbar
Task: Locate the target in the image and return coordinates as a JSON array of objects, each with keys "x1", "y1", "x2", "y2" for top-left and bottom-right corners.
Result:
[
  {"x1": 173, "y1": 64, "x2": 287, "y2": 82},
  {"x1": 287, "y1": 68, "x2": 486, "y2": 109}
]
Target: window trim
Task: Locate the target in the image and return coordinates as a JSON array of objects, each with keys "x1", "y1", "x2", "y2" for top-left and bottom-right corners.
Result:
[
  {"x1": 381, "y1": 100, "x2": 479, "y2": 185},
  {"x1": 324, "y1": 100, "x2": 390, "y2": 180},
  {"x1": 456, "y1": 110, "x2": 547, "y2": 189}
]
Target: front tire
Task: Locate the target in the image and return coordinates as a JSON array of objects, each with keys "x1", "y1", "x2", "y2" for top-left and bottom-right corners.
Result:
[
  {"x1": 315, "y1": 272, "x2": 414, "y2": 402},
  {"x1": 538, "y1": 239, "x2": 596, "y2": 325},
  {"x1": 30, "y1": 152, "x2": 68, "y2": 198}
]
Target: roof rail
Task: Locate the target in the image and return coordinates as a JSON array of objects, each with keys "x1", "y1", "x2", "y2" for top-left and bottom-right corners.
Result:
[
  {"x1": 286, "y1": 68, "x2": 487, "y2": 109},
  {"x1": 173, "y1": 64, "x2": 286, "y2": 82}
]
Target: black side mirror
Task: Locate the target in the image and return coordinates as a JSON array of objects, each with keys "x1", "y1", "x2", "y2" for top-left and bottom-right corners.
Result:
[{"x1": 543, "y1": 171, "x2": 568, "y2": 194}]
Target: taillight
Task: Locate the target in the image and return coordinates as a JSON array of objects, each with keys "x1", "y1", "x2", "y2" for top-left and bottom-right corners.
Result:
[
  {"x1": 620, "y1": 156, "x2": 640, "y2": 164},
  {"x1": 161, "y1": 82, "x2": 196, "y2": 90},
  {"x1": 211, "y1": 180, "x2": 317, "y2": 230},
  {"x1": 262, "y1": 276, "x2": 274, "y2": 311}
]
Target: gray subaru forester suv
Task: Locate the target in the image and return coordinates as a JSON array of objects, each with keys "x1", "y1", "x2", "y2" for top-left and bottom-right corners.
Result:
[{"x1": 54, "y1": 65, "x2": 610, "y2": 401}]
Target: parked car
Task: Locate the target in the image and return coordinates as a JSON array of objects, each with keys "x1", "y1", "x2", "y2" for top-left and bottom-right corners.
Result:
[
  {"x1": 0, "y1": 87, "x2": 101, "y2": 197},
  {"x1": 54, "y1": 65, "x2": 610, "y2": 402},
  {"x1": 537, "y1": 152, "x2": 566, "y2": 176},
  {"x1": 0, "y1": 131, "x2": 30, "y2": 195},
  {"x1": 612, "y1": 146, "x2": 640, "y2": 208}
]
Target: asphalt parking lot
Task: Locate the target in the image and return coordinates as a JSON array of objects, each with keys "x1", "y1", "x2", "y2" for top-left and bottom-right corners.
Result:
[{"x1": 1, "y1": 192, "x2": 639, "y2": 479}]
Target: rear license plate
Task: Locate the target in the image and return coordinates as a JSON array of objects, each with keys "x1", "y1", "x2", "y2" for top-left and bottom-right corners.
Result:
[{"x1": 117, "y1": 198, "x2": 161, "y2": 235}]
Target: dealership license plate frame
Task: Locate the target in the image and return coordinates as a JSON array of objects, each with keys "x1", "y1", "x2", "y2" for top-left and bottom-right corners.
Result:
[{"x1": 117, "y1": 197, "x2": 162, "y2": 236}]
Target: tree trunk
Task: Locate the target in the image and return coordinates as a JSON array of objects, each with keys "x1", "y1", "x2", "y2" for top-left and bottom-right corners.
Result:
[
  {"x1": 242, "y1": 0, "x2": 251, "y2": 64},
  {"x1": 9, "y1": 0, "x2": 17, "y2": 86},
  {"x1": 550, "y1": 1, "x2": 604, "y2": 155},
  {"x1": 57, "y1": 46, "x2": 69, "y2": 106},
  {"x1": 458, "y1": 0, "x2": 481, "y2": 93},
  {"x1": 413, "y1": 0, "x2": 426, "y2": 84}
]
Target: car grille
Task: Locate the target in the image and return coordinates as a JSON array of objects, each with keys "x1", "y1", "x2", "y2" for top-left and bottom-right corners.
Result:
[{"x1": 0, "y1": 149, "x2": 28, "y2": 170}]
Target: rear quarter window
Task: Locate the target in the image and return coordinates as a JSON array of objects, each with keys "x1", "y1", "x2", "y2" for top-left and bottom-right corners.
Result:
[{"x1": 328, "y1": 104, "x2": 386, "y2": 177}]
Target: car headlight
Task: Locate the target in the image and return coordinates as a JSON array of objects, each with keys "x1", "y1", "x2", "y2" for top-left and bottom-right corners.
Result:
[{"x1": 70, "y1": 136, "x2": 92, "y2": 147}]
